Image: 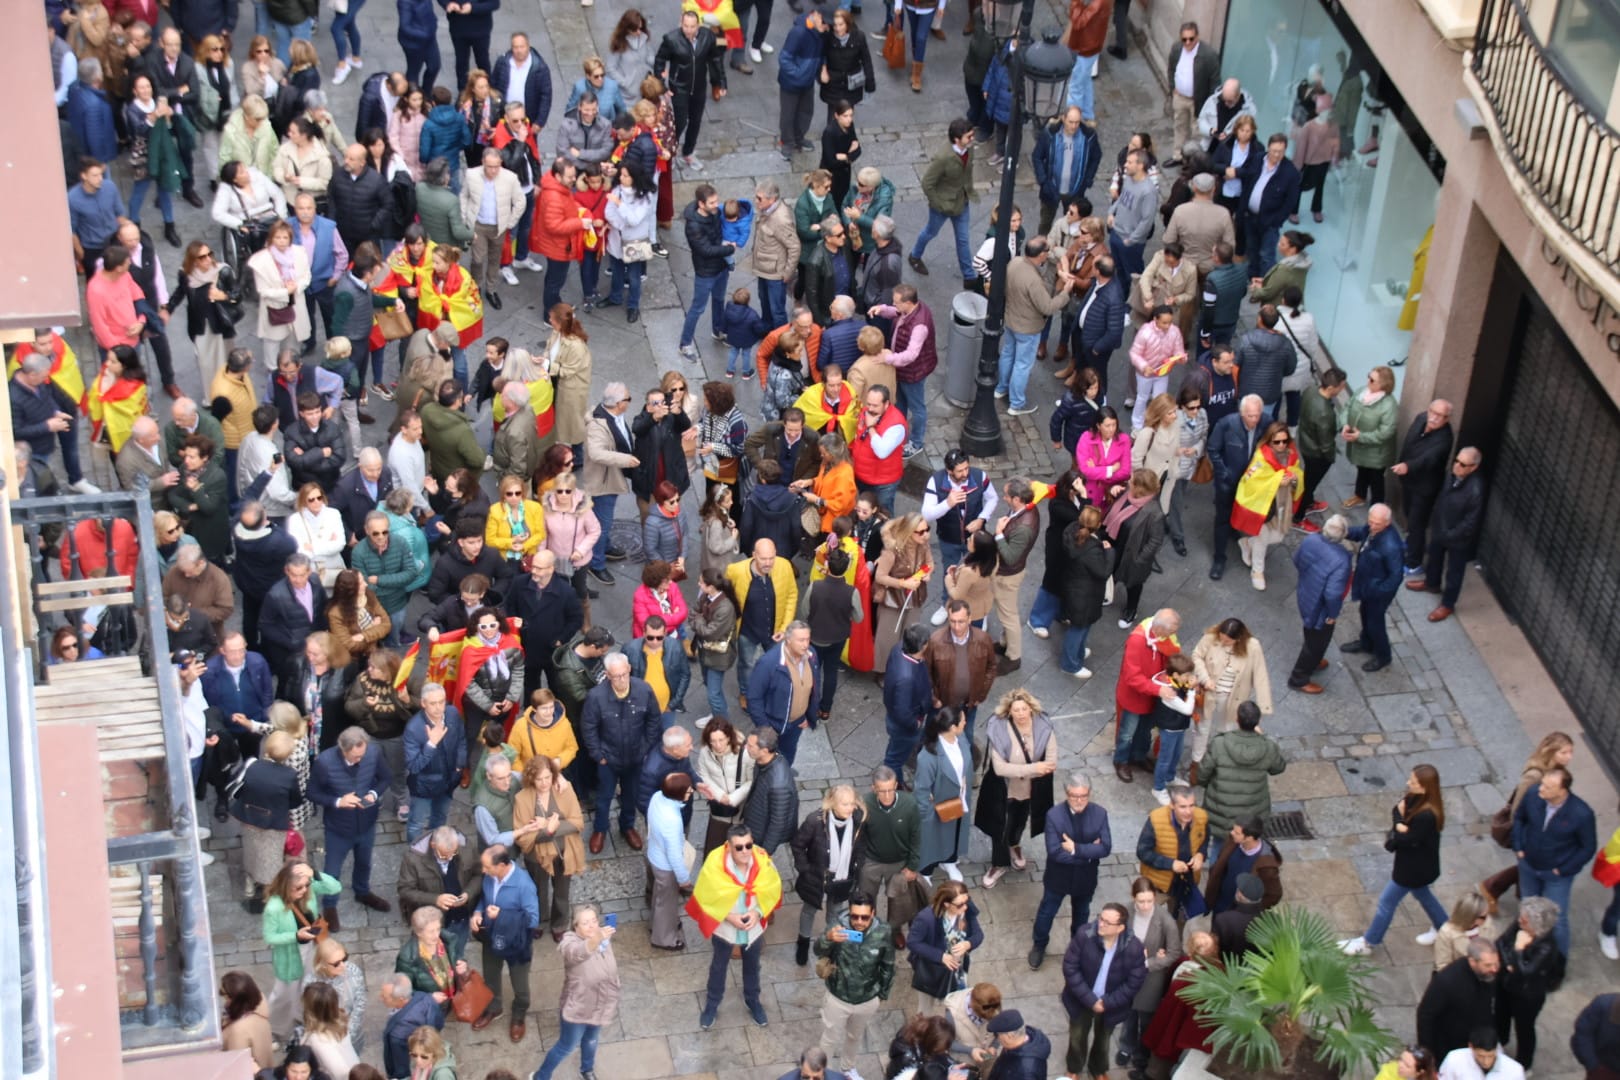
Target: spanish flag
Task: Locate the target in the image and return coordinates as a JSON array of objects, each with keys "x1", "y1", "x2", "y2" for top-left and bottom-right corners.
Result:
[
  {"x1": 685, "y1": 0, "x2": 744, "y2": 50},
  {"x1": 396, "y1": 629, "x2": 468, "y2": 702},
  {"x1": 1230, "y1": 444, "x2": 1304, "y2": 536},
  {"x1": 369, "y1": 241, "x2": 438, "y2": 350},
  {"x1": 794, "y1": 383, "x2": 858, "y2": 441},
  {"x1": 87, "y1": 375, "x2": 150, "y2": 453},
  {"x1": 451, "y1": 623, "x2": 523, "y2": 714},
  {"x1": 810, "y1": 535, "x2": 875, "y2": 672},
  {"x1": 9, "y1": 335, "x2": 88, "y2": 415},
  {"x1": 527, "y1": 377, "x2": 557, "y2": 442},
  {"x1": 417, "y1": 262, "x2": 485, "y2": 347},
  {"x1": 684, "y1": 845, "x2": 783, "y2": 937}
]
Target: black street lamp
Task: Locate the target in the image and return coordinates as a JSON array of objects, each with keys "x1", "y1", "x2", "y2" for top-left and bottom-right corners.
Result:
[{"x1": 959, "y1": 9, "x2": 1072, "y2": 458}]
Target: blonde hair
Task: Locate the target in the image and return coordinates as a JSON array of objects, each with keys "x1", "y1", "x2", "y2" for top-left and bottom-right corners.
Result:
[
  {"x1": 821, "y1": 783, "x2": 858, "y2": 813},
  {"x1": 153, "y1": 510, "x2": 181, "y2": 536},
  {"x1": 583, "y1": 55, "x2": 605, "y2": 75},
  {"x1": 630, "y1": 98, "x2": 657, "y2": 125},
  {"x1": 268, "y1": 700, "x2": 307, "y2": 737},
  {"x1": 325, "y1": 335, "x2": 352, "y2": 360},
  {"x1": 857, "y1": 325, "x2": 886, "y2": 356},
  {"x1": 262, "y1": 730, "x2": 296, "y2": 762},
  {"x1": 994, "y1": 687, "x2": 1043, "y2": 718},
  {"x1": 1142, "y1": 393, "x2": 1177, "y2": 431},
  {"x1": 241, "y1": 93, "x2": 270, "y2": 121},
  {"x1": 296, "y1": 482, "x2": 327, "y2": 512},
  {"x1": 1369, "y1": 365, "x2": 1396, "y2": 394},
  {"x1": 407, "y1": 1025, "x2": 447, "y2": 1063},
  {"x1": 1526, "y1": 732, "x2": 1574, "y2": 773},
  {"x1": 288, "y1": 38, "x2": 317, "y2": 73},
  {"x1": 804, "y1": 169, "x2": 833, "y2": 190}
]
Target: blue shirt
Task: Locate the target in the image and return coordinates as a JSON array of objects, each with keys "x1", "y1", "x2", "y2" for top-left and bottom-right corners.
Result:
[
  {"x1": 1089, "y1": 939, "x2": 1116, "y2": 999},
  {"x1": 68, "y1": 182, "x2": 127, "y2": 247},
  {"x1": 478, "y1": 176, "x2": 499, "y2": 224}
]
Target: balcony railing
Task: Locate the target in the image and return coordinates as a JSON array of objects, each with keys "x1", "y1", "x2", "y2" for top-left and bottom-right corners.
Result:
[
  {"x1": 11, "y1": 484, "x2": 219, "y2": 1057},
  {"x1": 1472, "y1": 0, "x2": 1620, "y2": 276}
]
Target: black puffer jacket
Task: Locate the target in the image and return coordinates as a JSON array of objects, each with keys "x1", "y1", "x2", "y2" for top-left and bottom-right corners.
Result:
[
  {"x1": 1059, "y1": 525, "x2": 1110, "y2": 627},
  {"x1": 1496, "y1": 924, "x2": 1566, "y2": 999},
  {"x1": 1039, "y1": 495, "x2": 1082, "y2": 595},
  {"x1": 1110, "y1": 500, "x2": 1166, "y2": 589},
  {"x1": 653, "y1": 25, "x2": 726, "y2": 97},
  {"x1": 790, "y1": 807, "x2": 866, "y2": 908},
  {"x1": 744, "y1": 753, "x2": 797, "y2": 853},
  {"x1": 683, "y1": 200, "x2": 734, "y2": 278},
  {"x1": 327, "y1": 165, "x2": 394, "y2": 250}
]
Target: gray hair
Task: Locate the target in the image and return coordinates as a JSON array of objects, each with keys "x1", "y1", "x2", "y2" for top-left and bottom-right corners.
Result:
[
  {"x1": 602, "y1": 382, "x2": 630, "y2": 406},
  {"x1": 1150, "y1": 608, "x2": 1181, "y2": 636},
  {"x1": 1320, "y1": 514, "x2": 1349, "y2": 542},
  {"x1": 830, "y1": 295, "x2": 855, "y2": 318},
  {"x1": 1166, "y1": 782, "x2": 1196, "y2": 805},
  {"x1": 570, "y1": 902, "x2": 602, "y2": 930},
  {"x1": 18, "y1": 355, "x2": 51, "y2": 378},
  {"x1": 303, "y1": 88, "x2": 328, "y2": 111},
  {"x1": 755, "y1": 179, "x2": 781, "y2": 200},
  {"x1": 784, "y1": 620, "x2": 810, "y2": 637},
  {"x1": 175, "y1": 543, "x2": 204, "y2": 568},
  {"x1": 1466, "y1": 938, "x2": 1500, "y2": 962},
  {"x1": 752, "y1": 726, "x2": 780, "y2": 752},
  {"x1": 1518, "y1": 896, "x2": 1560, "y2": 937},
  {"x1": 410, "y1": 905, "x2": 444, "y2": 932},
  {"x1": 872, "y1": 214, "x2": 895, "y2": 241},
  {"x1": 856, "y1": 166, "x2": 882, "y2": 188},
  {"x1": 424, "y1": 157, "x2": 452, "y2": 187},
  {"x1": 1064, "y1": 772, "x2": 1092, "y2": 795},
  {"x1": 429, "y1": 825, "x2": 460, "y2": 851},
  {"x1": 603, "y1": 652, "x2": 630, "y2": 674},
  {"x1": 336, "y1": 727, "x2": 369, "y2": 752},
  {"x1": 384, "y1": 972, "x2": 413, "y2": 999},
  {"x1": 821, "y1": 214, "x2": 843, "y2": 234},
  {"x1": 357, "y1": 446, "x2": 382, "y2": 467},
  {"x1": 662, "y1": 726, "x2": 692, "y2": 750},
  {"x1": 799, "y1": 1049, "x2": 829, "y2": 1071},
  {"x1": 483, "y1": 147, "x2": 503, "y2": 165},
  {"x1": 484, "y1": 752, "x2": 512, "y2": 777},
  {"x1": 502, "y1": 382, "x2": 529, "y2": 409},
  {"x1": 420, "y1": 682, "x2": 447, "y2": 700},
  {"x1": 872, "y1": 765, "x2": 898, "y2": 785},
  {"x1": 285, "y1": 552, "x2": 313, "y2": 571},
  {"x1": 364, "y1": 510, "x2": 390, "y2": 529},
  {"x1": 1190, "y1": 172, "x2": 1216, "y2": 194},
  {"x1": 78, "y1": 56, "x2": 103, "y2": 84}
]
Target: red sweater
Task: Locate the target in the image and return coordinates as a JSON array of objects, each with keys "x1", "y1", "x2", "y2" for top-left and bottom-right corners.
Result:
[
  {"x1": 86, "y1": 271, "x2": 145, "y2": 349},
  {"x1": 1115, "y1": 621, "x2": 1180, "y2": 715}
]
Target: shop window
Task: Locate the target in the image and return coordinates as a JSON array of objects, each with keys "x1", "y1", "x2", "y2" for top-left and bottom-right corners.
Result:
[{"x1": 1547, "y1": 0, "x2": 1620, "y2": 118}]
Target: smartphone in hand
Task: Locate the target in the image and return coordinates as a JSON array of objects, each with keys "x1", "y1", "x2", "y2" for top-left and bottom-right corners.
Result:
[{"x1": 604, "y1": 913, "x2": 618, "y2": 929}]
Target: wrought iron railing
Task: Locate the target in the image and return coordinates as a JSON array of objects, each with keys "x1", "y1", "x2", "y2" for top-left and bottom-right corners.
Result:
[
  {"x1": 1472, "y1": 0, "x2": 1620, "y2": 276},
  {"x1": 11, "y1": 484, "x2": 219, "y2": 1056}
]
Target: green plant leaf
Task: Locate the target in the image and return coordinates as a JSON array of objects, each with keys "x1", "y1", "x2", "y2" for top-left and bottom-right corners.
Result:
[
  {"x1": 1204, "y1": 1001, "x2": 1282, "y2": 1073},
  {"x1": 1314, "y1": 1006, "x2": 1400, "y2": 1074}
]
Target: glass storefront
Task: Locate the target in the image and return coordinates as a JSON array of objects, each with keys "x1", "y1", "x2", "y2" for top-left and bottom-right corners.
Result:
[
  {"x1": 1548, "y1": 0, "x2": 1620, "y2": 116},
  {"x1": 1219, "y1": 0, "x2": 1445, "y2": 392}
]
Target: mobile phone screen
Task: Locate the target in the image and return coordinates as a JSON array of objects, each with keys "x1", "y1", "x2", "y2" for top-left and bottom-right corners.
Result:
[{"x1": 604, "y1": 913, "x2": 618, "y2": 929}]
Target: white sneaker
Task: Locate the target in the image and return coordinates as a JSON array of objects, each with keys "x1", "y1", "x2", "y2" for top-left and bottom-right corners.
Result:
[
  {"x1": 846, "y1": 1070, "x2": 866, "y2": 1080},
  {"x1": 519, "y1": 257, "x2": 544, "y2": 272},
  {"x1": 68, "y1": 479, "x2": 102, "y2": 494},
  {"x1": 1152, "y1": 787, "x2": 1171, "y2": 806},
  {"x1": 1122, "y1": 396, "x2": 1136, "y2": 408},
  {"x1": 1251, "y1": 570, "x2": 1267, "y2": 591},
  {"x1": 1117, "y1": 618, "x2": 1133, "y2": 629},
  {"x1": 1072, "y1": 667, "x2": 1092, "y2": 679},
  {"x1": 941, "y1": 862, "x2": 964, "y2": 883},
  {"x1": 331, "y1": 61, "x2": 352, "y2": 85},
  {"x1": 198, "y1": 850, "x2": 215, "y2": 866},
  {"x1": 930, "y1": 605, "x2": 948, "y2": 627},
  {"x1": 683, "y1": 155, "x2": 705, "y2": 172},
  {"x1": 1028, "y1": 621, "x2": 1049, "y2": 639},
  {"x1": 760, "y1": 41, "x2": 775, "y2": 53},
  {"x1": 1086, "y1": 648, "x2": 1092, "y2": 658},
  {"x1": 750, "y1": 47, "x2": 764, "y2": 64},
  {"x1": 1339, "y1": 937, "x2": 1371, "y2": 956},
  {"x1": 501, "y1": 266, "x2": 520, "y2": 286},
  {"x1": 1602, "y1": 933, "x2": 1618, "y2": 960},
  {"x1": 1414, "y1": 928, "x2": 1438, "y2": 946},
  {"x1": 1091, "y1": 59, "x2": 1100, "y2": 78}
]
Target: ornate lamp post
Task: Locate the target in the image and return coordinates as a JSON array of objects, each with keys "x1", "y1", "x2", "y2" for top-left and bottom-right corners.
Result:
[{"x1": 958, "y1": 12, "x2": 1072, "y2": 457}]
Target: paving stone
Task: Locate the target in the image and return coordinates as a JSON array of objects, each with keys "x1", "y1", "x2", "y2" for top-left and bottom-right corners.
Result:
[
  {"x1": 1397, "y1": 746, "x2": 1494, "y2": 787},
  {"x1": 1336, "y1": 755, "x2": 1409, "y2": 795},
  {"x1": 1369, "y1": 692, "x2": 1434, "y2": 734}
]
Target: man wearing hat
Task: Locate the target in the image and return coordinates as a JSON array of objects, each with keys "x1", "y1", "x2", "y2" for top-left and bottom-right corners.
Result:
[
  {"x1": 985, "y1": 1009, "x2": 1053, "y2": 1080},
  {"x1": 1212, "y1": 872, "x2": 1264, "y2": 958}
]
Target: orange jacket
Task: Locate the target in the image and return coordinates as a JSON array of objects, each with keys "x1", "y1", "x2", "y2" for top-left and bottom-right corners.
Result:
[
  {"x1": 529, "y1": 173, "x2": 586, "y2": 262},
  {"x1": 754, "y1": 323, "x2": 823, "y2": 390},
  {"x1": 1068, "y1": 0, "x2": 1114, "y2": 57}
]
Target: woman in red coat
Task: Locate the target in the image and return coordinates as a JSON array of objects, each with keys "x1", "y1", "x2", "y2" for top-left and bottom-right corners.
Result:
[{"x1": 1139, "y1": 930, "x2": 1220, "y2": 1080}]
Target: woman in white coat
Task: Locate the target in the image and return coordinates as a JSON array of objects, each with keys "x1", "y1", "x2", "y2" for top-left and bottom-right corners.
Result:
[
  {"x1": 1277, "y1": 283, "x2": 1328, "y2": 427},
  {"x1": 598, "y1": 162, "x2": 657, "y2": 322},
  {"x1": 247, "y1": 220, "x2": 312, "y2": 366},
  {"x1": 286, "y1": 483, "x2": 347, "y2": 588}
]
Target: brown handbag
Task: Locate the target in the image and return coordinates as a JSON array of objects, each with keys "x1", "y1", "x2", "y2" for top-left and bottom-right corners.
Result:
[
  {"x1": 883, "y1": 22, "x2": 906, "y2": 69},
  {"x1": 934, "y1": 797, "x2": 965, "y2": 822},
  {"x1": 1192, "y1": 455, "x2": 1214, "y2": 484},
  {"x1": 376, "y1": 306, "x2": 415, "y2": 341},
  {"x1": 292, "y1": 902, "x2": 329, "y2": 945},
  {"x1": 450, "y1": 971, "x2": 496, "y2": 1023}
]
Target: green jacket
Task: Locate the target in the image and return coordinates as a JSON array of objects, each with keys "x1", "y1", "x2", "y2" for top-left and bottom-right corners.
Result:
[
  {"x1": 1296, "y1": 387, "x2": 1340, "y2": 462},
  {"x1": 1196, "y1": 730, "x2": 1286, "y2": 838},
  {"x1": 263, "y1": 872, "x2": 342, "y2": 982},
  {"x1": 416, "y1": 181, "x2": 475, "y2": 247},
  {"x1": 550, "y1": 633, "x2": 598, "y2": 725},
  {"x1": 814, "y1": 915, "x2": 896, "y2": 1004},
  {"x1": 861, "y1": 791, "x2": 922, "y2": 871},
  {"x1": 419, "y1": 401, "x2": 485, "y2": 485},
  {"x1": 394, "y1": 933, "x2": 465, "y2": 995},
  {"x1": 1343, "y1": 391, "x2": 1398, "y2": 470},
  {"x1": 148, "y1": 113, "x2": 196, "y2": 194},
  {"x1": 920, "y1": 147, "x2": 975, "y2": 217},
  {"x1": 165, "y1": 413, "x2": 226, "y2": 467},
  {"x1": 351, "y1": 533, "x2": 419, "y2": 614},
  {"x1": 794, "y1": 188, "x2": 847, "y2": 251},
  {"x1": 1249, "y1": 253, "x2": 1312, "y2": 307},
  {"x1": 842, "y1": 176, "x2": 895, "y2": 252}
]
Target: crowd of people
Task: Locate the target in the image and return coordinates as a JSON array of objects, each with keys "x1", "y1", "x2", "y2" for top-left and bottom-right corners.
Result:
[{"x1": 34, "y1": 0, "x2": 1620, "y2": 1079}]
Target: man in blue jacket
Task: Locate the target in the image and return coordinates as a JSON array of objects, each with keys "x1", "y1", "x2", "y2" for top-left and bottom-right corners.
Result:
[
  {"x1": 403, "y1": 683, "x2": 466, "y2": 843},
  {"x1": 582, "y1": 652, "x2": 663, "y2": 852},
  {"x1": 638, "y1": 724, "x2": 699, "y2": 829},
  {"x1": 308, "y1": 727, "x2": 395, "y2": 928},
  {"x1": 1206, "y1": 394, "x2": 1265, "y2": 582},
  {"x1": 469, "y1": 842, "x2": 540, "y2": 1041},
  {"x1": 380, "y1": 974, "x2": 445, "y2": 1078},
  {"x1": 289, "y1": 194, "x2": 348, "y2": 355},
  {"x1": 67, "y1": 62, "x2": 119, "y2": 165},
  {"x1": 1071, "y1": 257, "x2": 1128, "y2": 402},
  {"x1": 1243, "y1": 134, "x2": 1302, "y2": 281},
  {"x1": 491, "y1": 32, "x2": 552, "y2": 133},
  {"x1": 1341, "y1": 503, "x2": 1404, "y2": 673},
  {"x1": 1030, "y1": 773, "x2": 1111, "y2": 969},
  {"x1": 1059, "y1": 904, "x2": 1147, "y2": 1077},
  {"x1": 201, "y1": 632, "x2": 276, "y2": 761},
  {"x1": 1031, "y1": 106, "x2": 1101, "y2": 236},
  {"x1": 1512, "y1": 765, "x2": 1596, "y2": 954},
  {"x1": 1288, "y1": 515, "x2": 1352, "y2": 693},
  {"x1": 775, "y1": 10, "x2": 826, "y2": 156},
  {"x1": 747, "y1": 621, "x2": 822, "y2": 767},
  {"x1": 882, "y1": 623, "x2": 933, "y2": 778}
]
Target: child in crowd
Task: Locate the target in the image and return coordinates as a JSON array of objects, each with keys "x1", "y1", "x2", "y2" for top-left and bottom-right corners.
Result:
[
  {"x1": 721, "y1": 287, "x2": 768, "y2": 379},
  {"x1": 720, "y1": 197, "x2": 754, "y2": 271},
  {"x1": 574, "y1": 163, "x2": 609, "y2": 308},
  {"x1": 1150, "y1": 653, "x2": 1198, "y2": 801},
  {"x1": 322, "y1": 335, "x2": 362, "y2": 459}
]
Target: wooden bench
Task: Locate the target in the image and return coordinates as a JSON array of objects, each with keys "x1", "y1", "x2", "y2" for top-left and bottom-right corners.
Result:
[{"x1": 36, "y1": 657, "x2": 167, "y2": 763}]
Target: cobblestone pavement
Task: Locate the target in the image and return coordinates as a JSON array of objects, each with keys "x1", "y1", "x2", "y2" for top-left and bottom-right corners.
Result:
[{"x1": 95, "y1": 0, "x2": 1617, "y2": 1076}]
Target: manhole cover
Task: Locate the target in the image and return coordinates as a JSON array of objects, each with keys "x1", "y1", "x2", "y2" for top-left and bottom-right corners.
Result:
[
  {"x1": 1268, "y1": 810, "x2": 1314, "y2": 841},
  {"x1": 610, "y1": 521, "x2": 645, "y2": 561}
]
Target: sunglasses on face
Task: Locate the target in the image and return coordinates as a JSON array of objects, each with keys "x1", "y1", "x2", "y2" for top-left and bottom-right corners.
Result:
[
  {"x1": 1270, "y1": 437, "x2": 1290, "y2": 446},
  {"x1": 1181, "y1": 35, "x2": 1196, "y2": 42},
  {"x1": 644, "y1": 634, "x2": 664, "y2": 642},
  {"x1": 848, "y1": 912, "x2": 874, "y2": 922},
  {"x1": 368, "y1": 529, "x2": 389, "y2": 538},
  {"x1": 306, "y1": 494, "x2": 325, "y2": 503},
  {"x1": 504, "y1": 490, "x2": 524, "y2": 497},
  {"x1": 730, "y1": 842, "x2": 754, "y2": 852}
]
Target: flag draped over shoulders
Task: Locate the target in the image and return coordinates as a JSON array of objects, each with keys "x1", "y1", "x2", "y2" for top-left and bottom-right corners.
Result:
[
  {"x1": 1230, "y1": 444, "x2": 1303, "y2": 536},
  {"x1": 684, "y1": 845, "x2": 783, "y2": 937}
]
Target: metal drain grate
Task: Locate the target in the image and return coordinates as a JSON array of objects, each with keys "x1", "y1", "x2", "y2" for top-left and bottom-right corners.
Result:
[{"x1": 1267, "y1": 810, "x2": 1314, "y2": 841}]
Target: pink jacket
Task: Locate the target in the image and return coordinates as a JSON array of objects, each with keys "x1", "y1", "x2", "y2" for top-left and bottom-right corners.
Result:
[
  {"x1": 86, "y1": 271, "x2": 145, "y2": 349},
  {"x1": 632, "y1": 582, "x2": 689, "y2": 638},
  {"x1": 1076, "y1": 431, "x2": 1133, "y2": 506},
  {"x1": 542, "y1": 502, "x2": 602, "y2": 569},
  {"x1": 1128, "y1": 321, "x2": 1186, "y2": 378}
]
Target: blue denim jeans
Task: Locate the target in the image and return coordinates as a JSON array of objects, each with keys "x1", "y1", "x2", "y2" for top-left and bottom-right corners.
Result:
[
  {"x1": 535, "y1": 1018, "x2": 603, "y2": 1080},
  {"x1": 861, "y1": 480, "x2": 899, "y2": 516},
  {"x1": 406, "y1": 793, "x2": 451, "y2": 842},
  {"x1": 905, "y1": 8, "x2": 931, "y2": 62},
  {"x1": 1517, "y1": 860, "x2": 1575, "y2": 953},
  {"x1": 702, "y1": 666, "x2": 728, "y2": 719},
  {"x1": 884, "y1": 713, "x2": 924, "y2": 775},
  {"x1": 1032, "y1": 864, "x2": 1097, "y2": 949},
  {"x1": 129, "y1": 179, "x2": 175, "y2": 225},
  {"x1": 704, "y1": 932, "x2": 763, "y2": 1012},
  {"x1": 681, "y1": 270, "x2": 730, "y2": 347},
  {"x1": 1362, "y1": 878, "x2": 1448, "y2": 946},
  {"x1": 514, "y1": 190, "x2": 536, "y2": 260},
  {"x1": 1113, "y1": 709, "x2": 1152, "y2": 764},
  {"x1": 772, "y1": 718, "x2": 807, "y2": 764},
  {"x1": 726, "y1": 345, "x2": 750, "y2": 375},
  {"x1": 996, "y1": 329, "x2": 1040, "y2": 409},
  {"x1": 594, "y1": 761, "x2": 638, "y2": 835},
  {"x1": 896, "y1": 379, "x2": 928, "y2": 448},
  {"x1": 1065, "y1": 52, "x2": 1097, "y2": 122},
  {"x1": 321, "y1": 828, "x2": 376, "y2": 905},
  {"x1": 330, "y1": 0, "x2": 365, "y2": 60},
  {"x1": 450, "y1": 346, "x2": 468, "y2": 387},
  {"x1": 1109, "y1": 231, "x2": 1146, "y2": 282},
  {"x1": 1061, "y1": 622, "x2": 1092, "y2": 674},
  {"x1": 1029, "y1": 587, "x2": 1062, "y2": 629},
  {"x1": 590, "y1": 493, "x2": 618, "y2": 569},
  {"x1": 1246, "y1": 219, "x2": 1281, "y2": 282},
  {"x1": 1153, "y1": 729, "x2": 1186, "y2": 791},
  {"x1": 911, "y1": 206, "x2": 975, "y2": 282},
  {"x1": 737, "y1": 633, "x2": 768, "y2": 684},
  {"x1": 608, "y1": 256, "x2": 645, "y2": 311},
  {"x1": 581, "y1": 250, "x2": 601, "y2": 299},
  {"x1": 758, "y1": 278, "x2": 787, "y2": 327},
  {"x1": 271, "y1": 17, "x2": 314, "y2": 64}
]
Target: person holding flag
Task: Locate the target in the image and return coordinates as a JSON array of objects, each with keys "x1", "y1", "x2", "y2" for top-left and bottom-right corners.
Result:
[
  {"x1": 808, "y1": 519, "x2": 875, "y2": 672},
  {"x1": 87, "y1": 344, "x2": 151, "y2": 454},
  {"x1": 416, "y1": 245, "x2": 484, "y2": 387},
  {"x1": 375, "y1": 226, "x2": 438, "y2": 379},
  {"x1": 9, "y1": 327, "x2": 89, "y2": 418},
  {"x1": 1229, "y1": 421, "x2": 1304, "y2": 592},
  {"x1": 792, "y1": 362, "x2": 858, "y2": 440},
  {"x1": 454, "y1": 607, "x2": 526, "y2": 747},
  {"x1": 689, "y1": 822, "x2": 784, "y2": 1030}
]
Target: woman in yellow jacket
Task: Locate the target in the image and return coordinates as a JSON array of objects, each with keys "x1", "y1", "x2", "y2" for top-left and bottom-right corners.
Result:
[
  {"x1": 1372, "y1": 1047, "x2": 1437, "y2": 1080},
  {"x1": 485, "y1": 474, "x2": 547, "y2": 562},
  {"x1": 507, "y1": 688, "x2": 579, "y2": 777}
]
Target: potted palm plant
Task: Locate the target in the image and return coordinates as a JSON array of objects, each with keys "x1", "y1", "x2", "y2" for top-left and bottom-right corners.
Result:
[{"x1": 1175, "y1": 907, "x2": 1398, "y2": 1080}]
